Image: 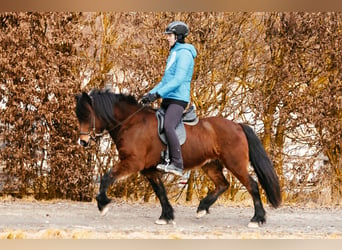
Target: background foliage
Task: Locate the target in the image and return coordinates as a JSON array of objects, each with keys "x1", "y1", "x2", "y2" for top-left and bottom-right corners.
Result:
[{"x1": 0, "y1": 12, "x2": 341, "y2": 205}]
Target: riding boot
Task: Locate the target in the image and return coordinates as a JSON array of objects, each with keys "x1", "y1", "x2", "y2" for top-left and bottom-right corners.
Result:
[
  {"x1": 166, "y1": 147, "x2": 184, "y2": 176},
  {"x1": 157, "y1": 145, "x2": 184, "y2": 176},
  {"x1": 157, "y1": 136, "x2": 184, "y2": 176},
  {"x1": 170, "y1": 148, "x2": 183, "y2": 169}
]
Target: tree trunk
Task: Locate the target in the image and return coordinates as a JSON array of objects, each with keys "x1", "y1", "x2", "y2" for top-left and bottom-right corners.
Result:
[
  {"x1": 274, "y1": 111, "x2": 287, "y2": 187},
  {"x1": 186, "y1": 171, "x2": 195, "y2": 202}
]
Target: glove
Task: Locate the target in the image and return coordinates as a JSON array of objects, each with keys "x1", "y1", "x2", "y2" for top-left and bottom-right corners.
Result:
[{"x1": 141, "y1": 93, "x2": 159, "y2": 104}]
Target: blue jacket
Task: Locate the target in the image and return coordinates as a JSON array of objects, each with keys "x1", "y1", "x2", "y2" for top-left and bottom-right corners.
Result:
[{"x1": 149, "y1": 42, "x2": 197, "y2": 103}]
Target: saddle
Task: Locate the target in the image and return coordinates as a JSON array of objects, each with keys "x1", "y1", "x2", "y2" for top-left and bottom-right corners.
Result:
[
  {"x1": 156, "y1": 104, "x2": 199, "y2": 146},
  {"x1": 156, "y1": 104, "x2": 199, "y2": 163}
]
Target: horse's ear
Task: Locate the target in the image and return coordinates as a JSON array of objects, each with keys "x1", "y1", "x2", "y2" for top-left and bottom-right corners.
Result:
[
  {"x1": 75, "y1": 92, "x2": 92, "y2": 105},
  {"x1": 82, "y1": 92, "x2": 92, "y2": 105},
  {"x1": 75, "y1": 93, "x2": 81, "y2": 102}
]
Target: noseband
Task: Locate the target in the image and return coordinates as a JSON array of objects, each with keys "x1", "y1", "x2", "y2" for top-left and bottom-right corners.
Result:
[
  {"x1": 79, "y1": 95, "x2": 103, "y2": 143},
  {"x1": 79, "y1": 113, "x2": 104, "y2": 142}
]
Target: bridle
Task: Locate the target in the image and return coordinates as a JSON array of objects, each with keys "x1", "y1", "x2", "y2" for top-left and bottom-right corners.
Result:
[
  {"x1": 78, "y1": 95, "x2": 104, "y2": 145},
  {"x1": 79, "y1": 113, "x2": 104, "y2": 143}
]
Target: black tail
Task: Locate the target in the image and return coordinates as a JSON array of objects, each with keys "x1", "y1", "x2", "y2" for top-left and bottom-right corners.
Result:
[{"x1": 240, "y1": 124, "x2": 281, "y2": 208}]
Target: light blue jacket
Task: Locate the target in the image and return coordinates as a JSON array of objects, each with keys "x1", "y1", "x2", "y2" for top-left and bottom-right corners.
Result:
[{"x1": 149, "y1": 42, "x2": 197, "y2": 103}]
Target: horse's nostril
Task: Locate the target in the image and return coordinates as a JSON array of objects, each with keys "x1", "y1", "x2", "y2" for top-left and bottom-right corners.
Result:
[{"x1": 80, "y1": 139, "x2": 89, "y2": 147}]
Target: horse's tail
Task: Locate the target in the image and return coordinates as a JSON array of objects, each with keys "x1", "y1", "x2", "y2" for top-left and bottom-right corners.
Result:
[{"x1": 240, "y1": 124, "x2": 281, "y2": 208}]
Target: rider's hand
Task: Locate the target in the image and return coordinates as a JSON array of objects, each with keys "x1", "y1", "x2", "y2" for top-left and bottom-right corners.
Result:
[{"x1": 141, "y1": 93, "x2": 159, "y2": 104}]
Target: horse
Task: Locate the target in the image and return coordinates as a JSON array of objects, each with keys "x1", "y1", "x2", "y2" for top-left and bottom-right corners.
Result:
[{"x1": 75, "y1": 88, "x2": 281, "y2": 227}]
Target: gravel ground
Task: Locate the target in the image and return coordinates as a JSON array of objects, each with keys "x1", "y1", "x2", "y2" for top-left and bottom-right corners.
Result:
[{"x1": 0, "y1": 198, "x2": 341, "y2": 239}]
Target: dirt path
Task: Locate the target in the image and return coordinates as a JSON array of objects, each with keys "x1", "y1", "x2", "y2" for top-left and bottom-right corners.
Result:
[{"x1": 0, "y1": 199, "x2": 341, "y2": 239}]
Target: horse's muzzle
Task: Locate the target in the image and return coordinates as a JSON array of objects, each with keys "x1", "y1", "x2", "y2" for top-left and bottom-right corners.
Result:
[{"x1": 79, "y1": 139, "x2": 90, "y2": 147}]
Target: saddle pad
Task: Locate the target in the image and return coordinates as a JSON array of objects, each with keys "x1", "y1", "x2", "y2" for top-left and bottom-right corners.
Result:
[{"x1": 156, "y1": 109, "x2": 186, "y2": 145}]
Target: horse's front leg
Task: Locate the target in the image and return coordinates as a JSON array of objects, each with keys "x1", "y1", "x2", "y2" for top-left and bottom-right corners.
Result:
[
  {"x1": 141, "y1": 169, "x2": 175, "y2": 225},
  {"x1": 96, "y1": 170, "x2": 114, "y2": 215},
  {"x1": 96, "y1": 156, "x2": 142, "y2": 215}
]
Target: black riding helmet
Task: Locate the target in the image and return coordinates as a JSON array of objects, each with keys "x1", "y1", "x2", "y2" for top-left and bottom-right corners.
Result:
[{"x1": 164, "y1": 21, "x2": 189, "y2": 43}]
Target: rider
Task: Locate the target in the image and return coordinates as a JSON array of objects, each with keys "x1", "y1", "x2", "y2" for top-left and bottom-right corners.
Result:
[{"x1": 141, "y1": 21, "x2": 197, "y2": 176}]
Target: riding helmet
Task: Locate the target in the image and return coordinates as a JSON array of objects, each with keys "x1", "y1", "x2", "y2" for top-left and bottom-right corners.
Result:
[{"x1": 164, "y1": 21, "x2": 189, "y2": 43}]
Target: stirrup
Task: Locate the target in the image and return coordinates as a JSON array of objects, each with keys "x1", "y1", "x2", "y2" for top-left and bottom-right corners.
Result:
[
  {"x1": 163, "y1": 163, "x2": 183, "y2": 177},
  {"x1": 156, "y1": 159, "x2": 170, "y2": 172},
  {"x1": 156, "y1": 163, "x2": 168, "y2": 171}
]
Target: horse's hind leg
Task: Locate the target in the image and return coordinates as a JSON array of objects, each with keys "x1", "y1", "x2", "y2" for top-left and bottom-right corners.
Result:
[
  {"x1": 225, "y1": 161, "x2": 266, "y2": 226},
  {"x1": 141, "y1": 169, "x2": 175, "y2": 224},
  {"x1": 246, "y1": 175, "x2": 266, "y2": 227},
  {"x1": 197, "y1": 160, "x2": 229, "y2": 218}
]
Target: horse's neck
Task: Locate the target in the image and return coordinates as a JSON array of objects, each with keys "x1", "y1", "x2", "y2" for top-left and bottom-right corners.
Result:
[
  {"x1": 110, "y1": 102, "x2": 140, "y2": 143},
  {"x1": 114, "y1": 102, "x2": 140, "y2": 123}
]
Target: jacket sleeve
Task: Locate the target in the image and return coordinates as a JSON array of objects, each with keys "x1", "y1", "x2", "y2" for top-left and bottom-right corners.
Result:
[
  {"x1": 152, "y1": 50, "x2": 193, "y2": 97},
  {"x1": 149, "y1": 79, "x2": 164, "y2": 95}
]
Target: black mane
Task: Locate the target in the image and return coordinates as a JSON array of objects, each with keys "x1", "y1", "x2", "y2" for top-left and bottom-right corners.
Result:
[{"x1": 76, "y1": 88, "x2": 140, "y2": 125}]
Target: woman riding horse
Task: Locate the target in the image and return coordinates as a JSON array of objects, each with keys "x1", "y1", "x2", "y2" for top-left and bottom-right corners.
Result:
[
  {"x1": 75, "y1": 89, "x2": 281, "y2": 226},
  {"x1": 141, "y1": 21, "x2": 197, "y2": 177}
]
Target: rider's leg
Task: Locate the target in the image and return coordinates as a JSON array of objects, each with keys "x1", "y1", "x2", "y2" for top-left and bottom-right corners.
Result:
[{"x1": 163, "y1": 104, "x2": 184, "y2": 174}]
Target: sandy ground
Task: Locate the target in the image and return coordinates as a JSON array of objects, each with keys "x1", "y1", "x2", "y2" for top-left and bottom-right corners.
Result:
[{"x1": 0, "y1": 198, "x2": 341, "y2": 239}]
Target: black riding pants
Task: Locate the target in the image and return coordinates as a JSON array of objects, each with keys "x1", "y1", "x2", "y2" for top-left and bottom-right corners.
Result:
[{"x1": 163, "y1": 103, "x2": 185, "y2": 168}]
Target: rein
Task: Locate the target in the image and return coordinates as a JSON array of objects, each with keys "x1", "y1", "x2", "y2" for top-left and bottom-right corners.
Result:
[
  {"x1": 82, "y1": 103, "x2": 146, "y2": 141},
  {"x1": 106, "y1": 105, "x2": 145, "y2": 133}
]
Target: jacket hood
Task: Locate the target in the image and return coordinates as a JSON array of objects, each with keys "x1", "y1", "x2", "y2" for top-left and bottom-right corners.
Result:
[{"x1": 173, "y1": 42, "x2": 197, "y2": 58}]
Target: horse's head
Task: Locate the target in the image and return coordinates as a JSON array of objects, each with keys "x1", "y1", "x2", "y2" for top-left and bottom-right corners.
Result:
[
  {"x1": 76, "y1": 88, "x2": 145, "y2": 147},
  {"x1": 75, "y1": 92, "x2": 103, "y2": 147}
]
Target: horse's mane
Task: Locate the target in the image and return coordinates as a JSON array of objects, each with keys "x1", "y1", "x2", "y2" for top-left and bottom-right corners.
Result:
[{"x1": 76, "y1": 88, "x2": 140, "y2": 125}]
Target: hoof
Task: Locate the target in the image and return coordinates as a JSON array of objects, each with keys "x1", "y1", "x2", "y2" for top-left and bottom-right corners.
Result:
[
  {"x1": 196, "y1": 210, "x2": 207, "y2": 218},
  {"x1": 96, "y1": 193, "x2": 112, "y2": 213},
  {"x1": 155, "y1": 219, "x2": 176, "y2": 225},
  {"x1": 100, "y1": 205, "x2": 110, "y2": 216},
  {"x1": 248, "y1": 222, "x2": 260, "y2": 228}
]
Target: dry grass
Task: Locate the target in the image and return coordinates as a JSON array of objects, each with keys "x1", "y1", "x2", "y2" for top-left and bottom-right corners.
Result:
[{"x1": 1, "y1": 229, "x2": 341, "y2": 239}]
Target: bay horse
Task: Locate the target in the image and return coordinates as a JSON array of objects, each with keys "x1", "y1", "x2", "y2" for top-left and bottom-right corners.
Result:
[{"x1": 75, "y1": 88, "x2": 281, "y2": 227}]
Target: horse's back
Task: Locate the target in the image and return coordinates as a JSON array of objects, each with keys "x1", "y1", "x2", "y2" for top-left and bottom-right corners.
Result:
[
  {"x1": 186, "y1": 116, "x2": 245, "y2": 143},
  {"x1": 183, "y1": 116, "x2": 248, "y2": 168}
]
